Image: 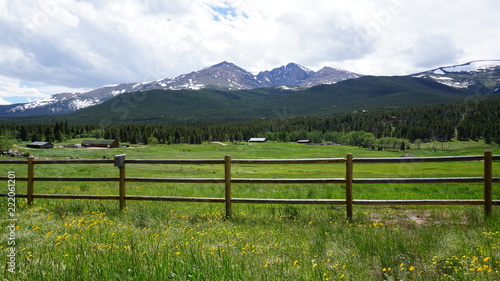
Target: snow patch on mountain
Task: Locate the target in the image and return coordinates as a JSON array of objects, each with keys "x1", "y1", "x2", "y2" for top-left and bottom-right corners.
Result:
[
  {"x1": 428, "y1": 76, "x2": 472, "y2": 88},
  {"x1": 69, "y1": 98, "x2": 102, "y2": 111},
  {"x1": 438, "y1": 60, "x2": 500, "y2": 73},
  {"x1": 111, "y1": 89, "x2": 127, "y2": 96},
  {"x1": 8, "y1": 96, "x2": 58, "y2": 112},
  {"x1": 412, "y1": 60, "x2": 500, "y2": 92}
]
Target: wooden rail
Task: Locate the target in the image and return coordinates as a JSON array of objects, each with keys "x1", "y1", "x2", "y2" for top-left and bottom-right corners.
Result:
[{"x1": 1, "y1": 151, "x2": 498, "y2": 220}]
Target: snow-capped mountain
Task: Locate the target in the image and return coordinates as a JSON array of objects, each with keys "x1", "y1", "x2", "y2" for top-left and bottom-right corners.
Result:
[
  {"x1": 302, "y1": 67, "x2": 362, "y2": 87},
  {"x1": 2, "y1": 60, "x2": 499, "y2": 118},
  {"x1": 3, "y1": 82, "x2": 140, "y2": 117},
  {"x1": 143, "y1": 61, "x2": 262, "y2": 91},
  {"x1": 256, "y1": 63, "x2": 362, "y2": 88},
  {"x1": 256, "y1": 63, "x2": 315, "y2": 87},
  {"x1": 413, "y1": 60, "x2": 500, "y2": 93},
  {"x1": 0, "y1": 61, "x2": 362, "y2": 117}
]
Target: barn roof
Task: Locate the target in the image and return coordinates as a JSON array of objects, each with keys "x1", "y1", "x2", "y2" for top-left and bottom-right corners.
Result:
[
  {"x1": 248, "y1": 138, "x2": 267, "y2": 142},
  {"x1": 81, "y1": 139, "x2": 118, "y2": 145},
  {"x1": 26, "y1": 141, "x2": 53, "y2": 149},
  {"x1": 28, "y1": 142, "x2": 51, "y2": 146}
]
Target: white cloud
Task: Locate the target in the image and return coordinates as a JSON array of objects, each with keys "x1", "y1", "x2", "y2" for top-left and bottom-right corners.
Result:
[
  {"x1": 409, "y1": 33, "x2": 464, "y2": 69},
  {"x1": 0, "y1": 75, "x2": 48, "y2": 101},
  {"x1": 0, "y1": 74, "x2": 89, "y2": 104},
  {"x1": 0, "y1": 0, "x2": 499, "y2": 103},
  {"x1": 0, "y1": 97, "x2": 11, "y2": 105}
]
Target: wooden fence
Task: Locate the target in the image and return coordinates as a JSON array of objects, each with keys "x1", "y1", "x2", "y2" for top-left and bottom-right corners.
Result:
[{"x1": 1, "y1": 151, "x2": 498, "y2": 220}]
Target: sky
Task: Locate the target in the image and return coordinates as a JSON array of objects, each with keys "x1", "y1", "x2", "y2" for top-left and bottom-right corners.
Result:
[{"x1": 0, "y1": 0, "x2": 499, "y2": 105}]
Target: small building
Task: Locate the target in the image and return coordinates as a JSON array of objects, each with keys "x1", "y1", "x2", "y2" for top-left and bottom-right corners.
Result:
[
  {"x1": 26, "y1": 141, "x2": 53, "y2": 149},
  {"x1": 81, "y1": 139, "x2": 119, "y2": 148},
  {"x1": 297, "y1": 140, "x2": 311, "y2": 144},
  {"x1": 248, "y1": 138, "x2": 267, "y2": 143}
]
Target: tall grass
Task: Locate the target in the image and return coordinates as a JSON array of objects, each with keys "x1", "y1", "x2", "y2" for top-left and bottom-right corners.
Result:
[
  {"x1": 1, "y1": 141, "x2": 499, "y2": 280},
  {"x1": 2, "y1": 201, "x2": 499, "y2": 280}
]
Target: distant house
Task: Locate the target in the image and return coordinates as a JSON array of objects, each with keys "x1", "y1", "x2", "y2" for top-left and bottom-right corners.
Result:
[
  {"x1": 26, "y1": 141, "x2": 53, "y2": 149},
  {"x1": 248, "y1": 138, "x2": 267, "y2": 143},
  {"x1": 297, "y1": 140, "x2": 311, "y2": 144},
  {"x1": 81, "y1": 139, "x2": 119, "y2": 148}
]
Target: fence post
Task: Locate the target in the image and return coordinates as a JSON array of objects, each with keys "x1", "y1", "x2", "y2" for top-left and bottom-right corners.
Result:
[
  {"x1": 345, "y1": 153, "x2": 353, "y2": 221},
  {"x1": 484, "y1": 150, "x2": 493, "y2": 217},
  {"x1": 225, "y1": 154, "x2": 232, "y2": 219},
  {"x1": 27, "y1": 156, "x2": 35, "y2": 205},
  {"x1": 115, "y1": 154, "x2": 126, "y2": 210}
]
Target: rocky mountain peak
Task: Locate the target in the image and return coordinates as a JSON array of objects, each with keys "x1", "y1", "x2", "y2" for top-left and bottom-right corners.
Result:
[
  {"x1": 301, "y1": 67, "x2": 362, "y2": 87},
  {"x1": 256, "y1": 63, "x2": 314, "y2": 87}
]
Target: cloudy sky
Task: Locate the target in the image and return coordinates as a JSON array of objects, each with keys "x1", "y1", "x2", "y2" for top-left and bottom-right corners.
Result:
[{"x1": 0, "y1": 0, "x2": 499, "y2": 104}]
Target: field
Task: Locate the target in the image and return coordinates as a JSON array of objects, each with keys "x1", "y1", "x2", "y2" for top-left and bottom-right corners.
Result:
[{"x1": 1, "y1": 140, "x2": 499, "y2": 280}]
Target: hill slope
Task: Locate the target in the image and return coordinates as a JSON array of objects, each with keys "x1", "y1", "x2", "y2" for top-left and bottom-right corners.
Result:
[{"x1": 56, "y1": 76, "x2": 472, "y2": 124}]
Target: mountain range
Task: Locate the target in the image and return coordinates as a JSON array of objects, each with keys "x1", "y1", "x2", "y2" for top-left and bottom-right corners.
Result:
[
  {"x1": 0, "y1": 61, "x2": 361, "y2": 117},
  {"x1": 8, "y1": 75, "x2": 473, "y2": 124},
  {"x1": 1, "y1": 60, "x2": 499, "y2": 118}
]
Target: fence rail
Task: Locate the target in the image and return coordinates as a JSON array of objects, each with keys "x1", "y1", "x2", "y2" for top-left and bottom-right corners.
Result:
[{"x1": 1, "y1": 151, "x2": 498, "y2": 220}]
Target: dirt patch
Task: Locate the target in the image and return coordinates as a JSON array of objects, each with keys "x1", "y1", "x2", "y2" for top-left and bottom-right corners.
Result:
[
  {"x1": 408, "y1": 212, "x2": 432, "y2": 225},
  {"x1": 367, "y1": 208, "x2": 454, "y2": 226}
]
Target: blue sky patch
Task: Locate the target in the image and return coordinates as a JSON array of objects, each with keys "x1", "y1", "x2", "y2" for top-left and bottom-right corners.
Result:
[{"x1": 211, "y1": 6, "x2": 239, "y2": 21}]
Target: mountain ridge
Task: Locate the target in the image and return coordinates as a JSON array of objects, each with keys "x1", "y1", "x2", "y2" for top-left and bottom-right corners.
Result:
[
  {"x1": 9, "y1": 75, "x2": 473, "y2": 125},
  {"x1": 1, "y1": 59, "x2": 499, "y2": 118},
  {"x1": 412, "y1": 59, "x2": 500, "y2": 93},
  {"x1": 0, "y1": 61, "x2": 361, "y2": 117}
]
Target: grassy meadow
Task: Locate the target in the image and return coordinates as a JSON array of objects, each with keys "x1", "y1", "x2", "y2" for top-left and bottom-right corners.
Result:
[{"x1": 1, "y1": 140, "x2": 499, "y2": 280}]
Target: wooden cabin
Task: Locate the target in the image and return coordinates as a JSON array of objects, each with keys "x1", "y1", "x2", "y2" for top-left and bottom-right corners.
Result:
[
  {"x1": 26, "y1": 141, "x2": 53, "y2": 149},
  {"x1": 81, "y1": 139, "x2": 119, "y2": 148}
]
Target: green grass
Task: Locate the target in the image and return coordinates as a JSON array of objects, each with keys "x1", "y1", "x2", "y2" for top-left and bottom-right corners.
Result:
[{"x1": 1, "y1": 140, "x2": 499, "y2": 280}]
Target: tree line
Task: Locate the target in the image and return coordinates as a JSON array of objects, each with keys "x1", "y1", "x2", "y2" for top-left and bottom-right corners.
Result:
[{"x1": 1, "y1": 97, "x2": 498, "y2": 148}]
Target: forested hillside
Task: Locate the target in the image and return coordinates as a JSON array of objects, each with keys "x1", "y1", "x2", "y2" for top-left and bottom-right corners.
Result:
[
  {"x1": 3, "y1": 76, "x2": 472, "y2": 124},
  {"x1": 1, "y1": 95, "x2": 498, "y2": 148},
  {"x1": 67, "y1": 76, "x2": 472, "y2": 123}
]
